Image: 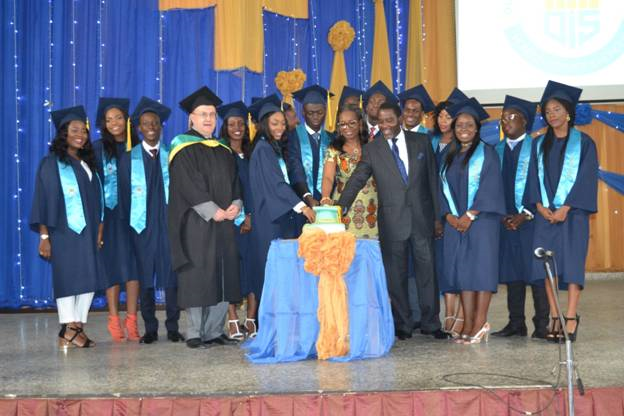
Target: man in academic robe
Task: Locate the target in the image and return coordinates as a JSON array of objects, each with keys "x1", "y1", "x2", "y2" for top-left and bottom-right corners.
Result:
[
  {"x1": 168, "y1": 86, "x2": 242, "y2": 349},
  {"x1": 399, "y1": 84, "x2": 435, "y2": 134},
  {"x1": 363, "y1": 81, "x2": 398, "y2": 142},
  {"x1": 118, "y1": 97, "x2": 184, "y2": 344},
  {"x1": 338, "y1": 102, "x2": 446, "y2": 340},
  {"x1": 287, "y1": 85, "x2": 335, "y2": 208},
  {"x1": 492, "y1": 95, "x2": 549, "y2": 339}
]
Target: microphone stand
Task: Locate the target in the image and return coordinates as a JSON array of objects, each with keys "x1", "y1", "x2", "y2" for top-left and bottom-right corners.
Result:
[{"x1": 542, "y1": 256, "x2": 584, "y2": 416}]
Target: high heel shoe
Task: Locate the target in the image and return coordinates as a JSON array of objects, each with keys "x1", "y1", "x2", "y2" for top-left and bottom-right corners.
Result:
[
  {"x1": 107, "y1": 315, "x2": 125, "y2": 342},
  {"x1": 546, "y1": 317, "x2": 561, "y2": 343},
  {"x1": 564, "y1": 315, "x2": 580, "y2": 342},
  {"x1": 442, "y1": 316, "x2": 455, "y2": 334},
  {"x1": 244, "y1": 318, "x2": 257, "y2": 339},
  {"x1": 58, "y1": 324, "x2": 74, "y2": 349},
  {"x1": 227, "y1": 319, "x2": 245, "y2": 341},
  {"x1": 449, "y1": 318, "x2": 464, "y2": 339},
  {"x1": 453, "y1": 334, "x2": 469, "y2": 344},
  {"x1": 125, "y1": 313, "x2": 141, "y2": 342},
  {"x1": 465, "y1": 322, "x2": 490, "y2": 344}
]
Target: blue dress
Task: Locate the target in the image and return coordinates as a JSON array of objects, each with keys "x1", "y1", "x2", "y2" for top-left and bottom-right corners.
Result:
[
  {"x1": 498, "y1": 141, "x2": 536, "y2": 285},
  {"x1": 30, "y1": 155, "x2": 107, "y2": 298},
  {"x1": 234, "y1": 153, "x2": 256, "y2": 297},
  {"x1": 92, "y1": 140, "x2": 137, "y2": 285},
  {"x1": 249, "y1": 138, "x2": 301, "y2": 298},
  {"x1": 117, "y1": 146, "x2": 176, "y2": 289},
  {"x1": 525, "y1": 132, "x2": 598, "y2": 289},
  {"x1": 439, "y1": 144, "x2": 506, "y2": 292}
]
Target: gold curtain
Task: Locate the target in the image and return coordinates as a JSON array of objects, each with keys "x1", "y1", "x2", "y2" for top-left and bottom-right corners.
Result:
[
  {"x1": 159, "y1": 0, "x2": 307, "y2": 73},
  {"x1": 370, "y1": 0, "x2": 393, "y2": 89},
  {"x1": 421, "y1": 0, "x2": 456, "y2": 102},
  {"x1": 405, "y1": 0, "x2": 423, "y2": 89},
  {"x1": 326, "y1": 21, "x2": 356, "y2": 132}
]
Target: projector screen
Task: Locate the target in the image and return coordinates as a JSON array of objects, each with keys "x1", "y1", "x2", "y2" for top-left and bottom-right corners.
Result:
[{"x1": 455, "y1": 0, "x2": 624, "y2": 105}]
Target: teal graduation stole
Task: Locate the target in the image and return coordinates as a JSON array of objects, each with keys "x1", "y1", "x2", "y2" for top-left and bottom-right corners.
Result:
[
  {"x1": 536, "y1": 128, "x2": 582, "y2": 209},
  {"x1": 57, "y1": 159, "x2": 104, "y2": 233},
  {"x1": 495, "y1": 137, "x2": 533, "y2": 213},
  {"x1": 102, "y1": 153, "x2": 118, "y2": 209},
  {"x1": 415, "y1": 124, "x2": 429, "y2": 134},
  {"x1": 431, "y1": 134, "x2": 441, "y2": 153},
  {"x1": 278, "y1": 157, "x2": 291, "y2": 185},
  {"x1": 441, "y1": 142, "x2": 485, "y2": 217},
  {"x1": 296, "y1": 124, "x2": 329, "y2": 194},
  {"x1": 130, "y1": 144, "x2": 170, "y2": 233}
]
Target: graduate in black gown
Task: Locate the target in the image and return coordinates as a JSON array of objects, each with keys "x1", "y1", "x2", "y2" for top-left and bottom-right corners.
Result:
[
  {"x1": 30, "y1": 106, "x2": 106, "y2": 348},
  {"x1": 92, "y1": 98, "x2": 140, "y2": 342},
  {"x1": 525, "y1": 81, "x2": 598, "y2": 343},
  {"x1": 431, "y1": 88, "x2": 469, "y2": 337},
  {"x1": 248, "y1": 95, "x2": 316, "y2": 325},
  {"x1": 168, "y1": 86, "x2": 242, "y2": 349},
  {"x1": 217, "y1": 101, "x2": 257, "y2": 340},
  {"x1": 118, "y1": 97, "x2": 184, "y2": 345},
  {"x1": 287, "y1": 85, "x2": 335, "y2": 222},
  {"x1": 439, "y1": 98, "x2": 505, "y2": 344},
  {"x1": 491, "y1": 96, "x2": 549, "y2": 340},
  {"x1": 363, "y1": 81, "x2": 398, "y2": 142}
]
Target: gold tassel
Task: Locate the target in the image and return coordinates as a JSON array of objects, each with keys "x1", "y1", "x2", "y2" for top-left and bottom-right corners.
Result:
[
  {"x1": 359, "y1": 94, "x2": 363, "y2": 110},
  {"x1": 85, "y1": 117, "x2": 90, "y2": 131},
  {"x1": 126, "y1": 117, "x2": 132, "y2": 152},
  {"x1": 499, "y1": 121, "x2": 504, "y2": 142},
  {"x1": 248, "y1": 112, "x2": 257, "y2": 142},
  {"x1": 326, "y1": 91, "x2": 334, "y2": 132}
]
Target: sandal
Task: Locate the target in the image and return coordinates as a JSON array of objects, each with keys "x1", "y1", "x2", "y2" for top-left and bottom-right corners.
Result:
[
  {"x1": 546, "y1": 317, "x2": 562, "y2": 343},
  {"x1": 245, "y1": 318, "x2": 257, "y2": 339},
  {"x1": 59, "y1": 325, "x2": 94, "y2": 348},
  {"x1": 442, "y1": 316, "x2": 455, "y2": 334},
  {"x1": 449, "y1": 318, "x2": 464, "y2": 339},
  {"x1": 227, "y1": 320, "x2": 245, "y2": 342},
  {"x1": 564, "y1": 315, "x2": 580, "y2": 343}
]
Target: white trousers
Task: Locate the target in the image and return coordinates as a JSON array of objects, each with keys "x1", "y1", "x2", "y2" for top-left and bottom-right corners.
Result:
[{"x1": 56, "y1": 292, "x2": 94, "y2": 324}]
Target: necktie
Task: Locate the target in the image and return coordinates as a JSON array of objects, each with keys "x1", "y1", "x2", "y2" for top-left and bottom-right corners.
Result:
[
  {"x1": 391, "y1": 138, "x2": 408, "y2": 185},
  {"x1": 149, "y1": 148, "x2": 158, "y2": 159},
  {"x1": 369, "y1": 126, "x2": 376, "y2": 141},
  {"x1": 312, "y1": 132, "x2": 320, "y2": 145}
]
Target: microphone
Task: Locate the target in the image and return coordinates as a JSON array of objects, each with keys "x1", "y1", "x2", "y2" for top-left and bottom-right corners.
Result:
[{"x1": 534, "y1": 247, "x2": 554, "y2": 258}]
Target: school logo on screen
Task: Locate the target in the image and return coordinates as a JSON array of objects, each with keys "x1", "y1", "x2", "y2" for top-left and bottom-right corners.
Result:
[{"x1": 502, "y1": 0, "x2": 624, "y2": 75}]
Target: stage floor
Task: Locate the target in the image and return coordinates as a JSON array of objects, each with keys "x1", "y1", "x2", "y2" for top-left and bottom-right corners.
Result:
[{"x1": 1, "y1": 278, "x2": 622, "y2": 398}]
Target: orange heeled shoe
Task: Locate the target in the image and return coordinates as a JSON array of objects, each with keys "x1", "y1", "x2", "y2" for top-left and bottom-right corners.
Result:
[
  {"x1": 125, "y1": 313, "x2": 141, "y2": 341},
  {"x1": 107, "y1": 315, "x2": 126, "y2": 342}
]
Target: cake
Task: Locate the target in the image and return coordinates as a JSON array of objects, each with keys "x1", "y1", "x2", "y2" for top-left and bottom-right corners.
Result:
[{"x1": 302, "y1": 206, "x2": 346, "y2": 234}]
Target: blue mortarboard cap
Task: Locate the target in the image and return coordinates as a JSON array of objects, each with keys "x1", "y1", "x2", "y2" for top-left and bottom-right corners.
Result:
[
  {"x1": 217, "y1": 101, "x2": 249, "y2": 121},
  {"x1": 339, "y1": 86, "x2": 364, "y2": 107},
  {"x1": 51, "y1": 106, "x2": 88, "y2": 131},
  {"x1": 96, "y1": 97, "x2": 130, "y2": 128},
  {"x1": 503, "y1": 95, "x2": 537, "y2": 131},
  {"x1": 447, "y1": 97, "x2": 490, "y2": 122},
  {"x1": 540, "y1": 80, "x2": 582, "y2": 107},
  {"x1": 363, "y1": 81, "x2": 398, "y2": 105},
  {"x1": 251, "y1": 97, "x2": 262, "y2": 104},
  {"x1": 293, "y1": 85, "x2": 333, "y2": 105},
  {"x1": 131, "y1": 96, "x2": 171, "y2": 125},
  {"x1": 179, "y1": 86, "x2": 222, "y2": 114},
  {"x1": 248, "y1": 94, "x2": 283, "y2": 121},
  {"x1": 445, "y1": 88, "x2": 469, "y2": 105},
  {"x1": 398, "y1": 84, "x2": 435, "y2": 112}
]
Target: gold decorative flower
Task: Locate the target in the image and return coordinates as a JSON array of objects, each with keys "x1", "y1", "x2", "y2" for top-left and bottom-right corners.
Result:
[{"x1": 328, "y1": 20, "x2": 355, "y2": 52}]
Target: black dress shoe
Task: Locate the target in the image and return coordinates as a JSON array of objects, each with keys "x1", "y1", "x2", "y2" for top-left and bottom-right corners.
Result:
[
  {"x1": 167, "y1": 331, "x2": 185, "y2": 342},
  {"x1": 140, "y1": 332, "x2": 158, "y2": 344},
  {"x1": 205, "y1": 335, "x2": 238, "y2": 346},
  {"x1": 395, "y1": 329, "x2": 412, "y2": 340},
  {"x1": 492, "y1": 323, "x2": 528, "y2": 337},
  {"x1": 421, "y1": 329, "x2": 450, "y2": 339},
  {"x1": 186, "y1": 338, "x2": 203, "y2": 348}
]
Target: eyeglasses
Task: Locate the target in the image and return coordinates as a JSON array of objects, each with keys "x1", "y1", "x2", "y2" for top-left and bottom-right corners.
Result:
[
  {"x1": 191, "y1": 111, "x2": 216, "y2": 120},
  {"x1": 337, "y1": 120, "x2": 359, "y2": 129},
  {"x1": 501, "y1": 113, "x2": 519, "y2": 123}
]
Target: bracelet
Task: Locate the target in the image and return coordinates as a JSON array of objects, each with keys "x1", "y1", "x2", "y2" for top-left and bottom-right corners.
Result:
[
  {"x1": 40, "y1": 234, "x2": 49, "y2": 240},
  {"x1": 465, "y1": 211, "x2": 477, "y2": 221}
]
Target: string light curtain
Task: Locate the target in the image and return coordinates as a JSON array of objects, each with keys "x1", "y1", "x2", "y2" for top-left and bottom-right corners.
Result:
[{"x1": 0, "y1": 0, "x2": 412, "y2": 308}]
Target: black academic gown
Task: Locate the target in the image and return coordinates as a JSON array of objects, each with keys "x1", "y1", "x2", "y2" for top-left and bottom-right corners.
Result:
[
  {"x1": 525, "y1": 132, "x2": 598, "y2": 288},
  {"x1": 30, "y1": 155, "x2": 107, "y2": 298},
  {"x1": 118, "y1": 145, "x2": 176, "y2": 289},
  {"x1": 498, "y1": 141, "x2": 536, "y2": 284},
  {"x1": 439, "y1": 144, "x2": 506, "y2": 292},
  {"x1": 249, "y1": 137, "x2": 301, "y2": 298},
  {"x1": 234, "y1": 153, "x2": 256, "y2": 297},
  {"x1": 92, "y1": 140, "x2": 137, "y2": 285},
  {"x1": 168, "y1": 129, "x2": 242, "y2": 308}
]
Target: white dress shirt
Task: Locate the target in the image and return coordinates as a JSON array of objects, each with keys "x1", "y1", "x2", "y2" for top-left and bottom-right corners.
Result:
[{"x1": 386, "y1": 129, "x2": 409, "y2": 173}]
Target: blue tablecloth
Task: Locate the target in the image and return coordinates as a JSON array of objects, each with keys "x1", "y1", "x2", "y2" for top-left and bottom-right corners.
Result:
[{"x1": 244, "y1": 239, "x2": 395, "y2": 363}]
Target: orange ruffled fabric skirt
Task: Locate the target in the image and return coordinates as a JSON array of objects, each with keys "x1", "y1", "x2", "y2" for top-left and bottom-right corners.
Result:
[{"x1": 297, "y1": 228, "x2": 356, "y2": 360}]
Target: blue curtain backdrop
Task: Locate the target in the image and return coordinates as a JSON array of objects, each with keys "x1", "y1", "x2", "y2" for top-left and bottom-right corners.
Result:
[{"x1": 0, "y1": 0, "x2": 411, "y2": 308}]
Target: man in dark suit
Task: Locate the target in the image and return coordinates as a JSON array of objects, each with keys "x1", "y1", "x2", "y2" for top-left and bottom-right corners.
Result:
[{"x1": 338, "y1": 102, "x2": 445, "y2": 340}]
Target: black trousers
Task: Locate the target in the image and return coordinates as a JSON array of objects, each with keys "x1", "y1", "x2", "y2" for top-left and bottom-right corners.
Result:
[
  {"x1": 140, "y1": 286, "x2": 180, "y2": 334},
  {"x1": 380, "y1": 235, "x2": 440, "y2": 333},
  {"x1": 506, "y1": 281, "x2": 549, "y2": 331}
]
